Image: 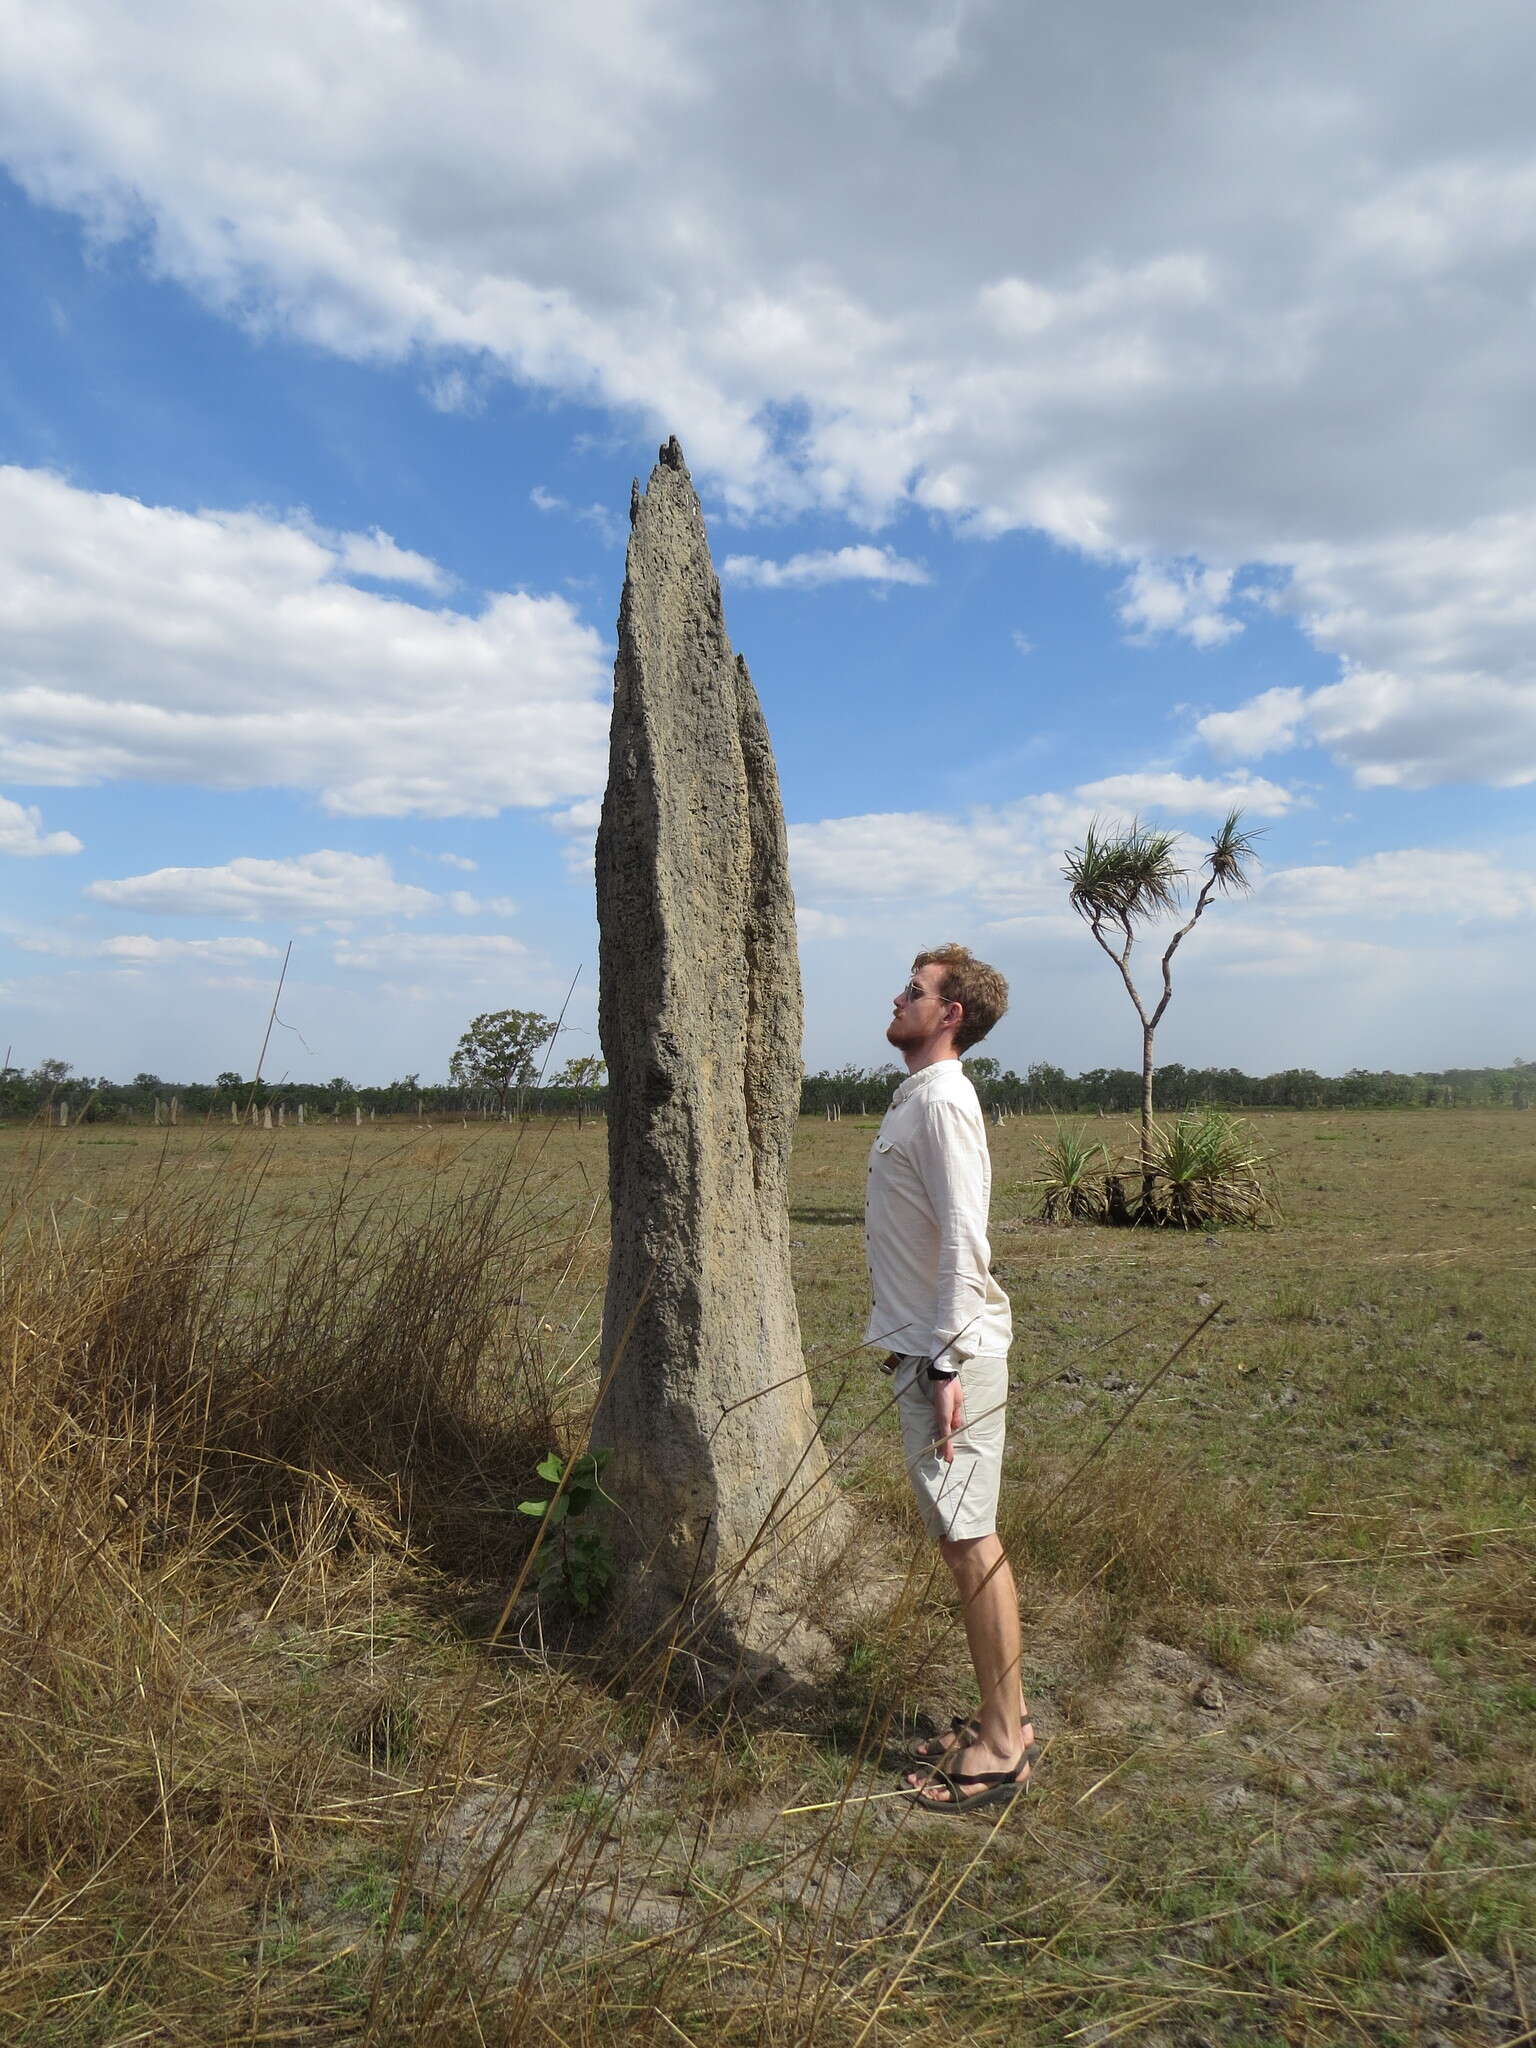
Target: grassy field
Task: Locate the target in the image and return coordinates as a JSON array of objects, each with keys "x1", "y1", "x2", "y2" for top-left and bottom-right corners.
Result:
[{"x1": 2, "y1": 1109, "x2": 1533, "y2": 2045}]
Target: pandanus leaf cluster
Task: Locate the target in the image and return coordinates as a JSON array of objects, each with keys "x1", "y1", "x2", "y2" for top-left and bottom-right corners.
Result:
[
  {"x1": 1035, "y1": 1122, "x2": 1114, "y2": 1223},
  {"x1": 1065, "y1": 821, "x2": 1184, "y2": 927},
  {"x1": 1137, "y1": 1111, "x2": 1274, "y2": 1228}
]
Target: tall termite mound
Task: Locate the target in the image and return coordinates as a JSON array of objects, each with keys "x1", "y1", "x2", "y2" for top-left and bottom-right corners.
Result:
[{"x1": 593, "y1": 436, "x2": 850, "y2": 1685}]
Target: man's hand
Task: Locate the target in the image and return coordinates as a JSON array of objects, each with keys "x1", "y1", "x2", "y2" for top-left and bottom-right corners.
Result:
[{"x1": 930, "y1": 1374, "x2": 965, "y2": 1465}]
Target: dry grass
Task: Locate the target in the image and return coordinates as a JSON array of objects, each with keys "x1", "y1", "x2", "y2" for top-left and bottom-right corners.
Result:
[
  {"x1": 1, "y1": 1141, "x2": 578, "y2": 2039},
  {"x1": 1, "y1": 1110, "x2": 1533, "y2": 2044}
]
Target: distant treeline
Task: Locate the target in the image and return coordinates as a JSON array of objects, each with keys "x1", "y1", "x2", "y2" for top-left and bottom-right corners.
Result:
[
  {"x1": 803, "y1": 1057, "x2": 1535, "y2": 1115},
  {"x1": 6, "y1": 1054, "x2": 1533, "y2": 1124},
  {"x1": 1, "y1": 1061, "x2": 602, "y2": 1125}
]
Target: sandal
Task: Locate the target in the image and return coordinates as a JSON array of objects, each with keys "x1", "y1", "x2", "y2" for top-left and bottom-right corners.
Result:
[
  {"x1": 908, "y1": 1715, "x2": 980, "y2": 1764},
  {"x1": 908, "y1": 1715, "x2": 1034, "y2": 1764},
  {"x1": 904, "y1": 1740, "x2": 1039, "y2": 1815}
]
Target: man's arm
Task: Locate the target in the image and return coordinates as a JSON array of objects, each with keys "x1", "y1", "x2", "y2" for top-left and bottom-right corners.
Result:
[{"x1": 906, "y1": 1095, "x2": 994, "y2": 1371}]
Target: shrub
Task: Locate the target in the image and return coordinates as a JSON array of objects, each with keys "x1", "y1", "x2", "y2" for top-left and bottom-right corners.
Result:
[
  {"x1": 1135, "y1": 1108, "x2": 1274, "y2": 1228},
  {"x1": 1034, "y1": 1123, "x2": 1114, "y2": 1223}
]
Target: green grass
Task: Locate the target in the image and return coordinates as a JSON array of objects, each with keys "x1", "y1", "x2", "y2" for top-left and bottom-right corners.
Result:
[{"x1": 2, "y1": 1109, "x2": 1533, "y2": 2044}]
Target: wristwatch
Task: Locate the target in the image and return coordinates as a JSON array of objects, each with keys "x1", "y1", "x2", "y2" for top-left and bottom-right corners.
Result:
[{"x1": 924, "y1": 1361, "x2": 959, "y2": 1384}]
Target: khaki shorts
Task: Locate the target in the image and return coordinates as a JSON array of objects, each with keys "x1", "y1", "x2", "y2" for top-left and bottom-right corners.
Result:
[{"x1": 892, "y1": 1352, "x2": 1009, "y2": 1542}]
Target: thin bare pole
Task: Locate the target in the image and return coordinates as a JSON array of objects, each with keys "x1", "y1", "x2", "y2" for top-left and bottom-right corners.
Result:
[
  {"x1": 246, "y1": 940, "x2": 293, "y2": 1115},
  {"x1": 538, "y1": 965, "x2": 583, "y2": 1085}
]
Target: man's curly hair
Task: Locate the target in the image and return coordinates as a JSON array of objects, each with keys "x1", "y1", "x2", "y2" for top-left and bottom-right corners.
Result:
[{"x1": 912, "y1": 943, "x2": 1009, "y2": 1054}]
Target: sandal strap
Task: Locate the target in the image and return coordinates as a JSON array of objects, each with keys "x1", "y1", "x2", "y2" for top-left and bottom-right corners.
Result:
[
  {"x1": 914, "y1": 1717, "x2": 1039, "y2": 1763},
  {"x1": 921, "y1": 1749, "x2": 1033, "y2": 1794},
  {"x1": 942, "y1": 1715, "x2": 1034, "y2": 1739},
  {"x1": 913, "y1": 1716, "x2": 977, "y2": 1756}
]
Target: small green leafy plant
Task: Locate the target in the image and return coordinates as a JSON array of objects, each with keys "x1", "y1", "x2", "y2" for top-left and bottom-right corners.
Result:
[{"x1": 518, "y1": 1450, "x2": 616, "y2": 1612}]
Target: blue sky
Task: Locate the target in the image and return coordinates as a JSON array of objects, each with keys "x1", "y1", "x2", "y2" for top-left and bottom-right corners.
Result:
[{"x1": 3, "y1": 0, "x2": 1535, "y2": 1086}]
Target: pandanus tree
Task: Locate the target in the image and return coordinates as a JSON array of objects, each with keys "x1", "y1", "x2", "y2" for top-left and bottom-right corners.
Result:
[{"x1": 1064, "y1": 809, "x2": 1262, "y2": 1176}]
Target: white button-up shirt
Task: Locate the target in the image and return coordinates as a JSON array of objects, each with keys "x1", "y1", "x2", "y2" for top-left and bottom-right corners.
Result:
[{"x1": 863, "y1": 1058, "x2": 1012, "y2": 1368}]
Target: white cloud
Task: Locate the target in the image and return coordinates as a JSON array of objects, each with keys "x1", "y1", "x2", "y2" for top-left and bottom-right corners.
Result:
[
  {"x1": 1199, "y1": 922, "x2": 1405, "y2": 980},
  {"x1": 1264, "y1": 849, "x2": 1536, "y2": 921},
  {"x1": 1290, "y1": 515, "x2": 1536, "y2": 677},
  {"x1": 6, "y1": 928, "x2": 283, "y2": 962},
  {"x1": 795, "y1": 906, "x2": 850, "y2": 939},
  {"x1": 792, "y1": 805, "x2": 1047, "y2": 909},
  {"x1": 447, "y1": 889, "x2": 517, "y2": 917},
  {"x1": 530, "y1": 485, "x2": 621, "y2": 545},
  {"x1": 1306, "y1": 669, "x2": 1536, "y2": 790},
  {"x1": 791, "y1": 770, "x2": 1297, "y2": 913},
  {"x1": 10, "y1": 7, "x2": 1536, "y2": 785},
  {"x1": 1198, "y1": 687, "x2": 1308, "y2": 761},
  {"x1": 86, "y1": 851, "x2": 442, "y2": 921},
  {"x1": 419, "y1": 851, "x2": 478, "y2": 871},
  {"x1": 329, "y1": 525, "x2": 452, "y2": 593},
  {"x1": 980, "y1": 904, "x2": 1405, "y2": 982},
  {"x1": 1074, "y1": 772, "x2": 1296, "y2": 819},
  {"x1": 1117, "y1": 560, "x2": 1241, "y2": 648},
  {"x1": 0, "y1": 3, "x2": 1416, "y2": 538},
  {"x1": 552, "y1": 798, "x2": 603, "y2": 831},
  {"x1": 1198, "y1": 512, "x2": 1536, "y2": 786},
  {"x1": 0, "y1": 467, "x2": 608, "y2": 816},
  {"x1": 0, "y1": 793, "x2": 81, "y2": 856},
  {"x1": 422, "y1": 367, "x2": 486, "y2": 415},
  {"x1": 549, "y1": 795, "x2": 603, "y2": 877},
  {"x1": 1010, "y1": 631, "x2": 1034, "y2": 657},
  {"x1": 1202, "y1": 669, "x2": 1536, "y2": 791},
  {"x1": 330, "y1": 932, "x2": 529, "y2": 975},
  {"x1": 100, "y1": 934, "x2": 283, "y2": 963},
  {"x1": 723, "y1": 546, "x2": 930, "y2": 591}
]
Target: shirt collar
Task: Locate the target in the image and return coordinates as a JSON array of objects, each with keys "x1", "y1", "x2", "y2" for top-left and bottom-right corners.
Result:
[{"x1": 892, "y1": 1058, "x2": 962, "y2": 1107}]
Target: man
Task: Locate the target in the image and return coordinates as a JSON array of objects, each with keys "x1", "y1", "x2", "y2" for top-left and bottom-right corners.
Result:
[{"x1": 864, "y1": 944, "x2": 1037, "y2": 1812}]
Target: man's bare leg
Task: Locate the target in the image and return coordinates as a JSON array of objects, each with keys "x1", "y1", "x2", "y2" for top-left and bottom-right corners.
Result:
[{"x1": 906, "y1": 1532, "x2": 1031, "y2": 1797}]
